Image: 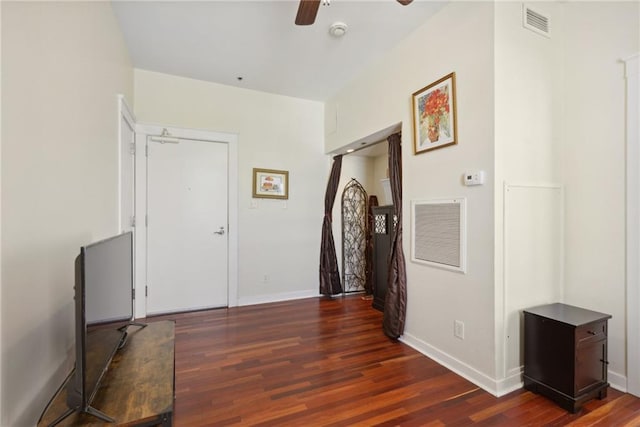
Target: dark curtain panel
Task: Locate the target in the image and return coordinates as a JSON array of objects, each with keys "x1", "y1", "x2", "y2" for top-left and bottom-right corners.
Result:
[
  {"x1": 383, "y1": 133, "x2": 407, "y2": 339},
  {"x1": 319, "y1": 155, "x2": 344, "y2": 296},
  {"x1": 364, "y1": 195, "x2": 379, "y2": 295}
]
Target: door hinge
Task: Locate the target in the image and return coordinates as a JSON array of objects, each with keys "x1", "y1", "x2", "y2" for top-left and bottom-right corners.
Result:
[
  {"x1": 132, "y1": 288, "x2": 136, "y2": 300},
  {"x1": 145, "y1": 145, "x2": 149, "y2": 157},
  {"x1": 129, "y1": 142, "x2": 136, "y2": 156},
  {"x1": 145, "y1": 286, "x2": 148, "y2": 297},
  {"x1": 130, "y1": 215, "x2": 136, "y2": 228},
  {"x1": 145, "y1": 215, "x2": 148, "y2": 227}
]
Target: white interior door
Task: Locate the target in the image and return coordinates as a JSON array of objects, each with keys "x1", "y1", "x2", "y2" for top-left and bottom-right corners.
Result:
[{"x1": 146, "y1": 138, "x2": 228, "y2": 314}]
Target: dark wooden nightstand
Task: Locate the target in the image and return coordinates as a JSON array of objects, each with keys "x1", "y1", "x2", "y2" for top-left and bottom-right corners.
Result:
[{"x1": 523, "y1": 303, "x2": 611, "y2": 413}]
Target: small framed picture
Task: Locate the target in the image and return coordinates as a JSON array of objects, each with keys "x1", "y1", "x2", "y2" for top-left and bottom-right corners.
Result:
[
  {"x1": 412, "y1": 72, "x2": 458, "y2": 155},
  {"x1": 252, "y1": 168, "x2": 289, "y2": 199}
]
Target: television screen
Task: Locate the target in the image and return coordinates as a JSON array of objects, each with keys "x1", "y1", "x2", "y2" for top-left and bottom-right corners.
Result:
[{"x1": 84, "y1": 232, "x2": 133, "y2": 325}]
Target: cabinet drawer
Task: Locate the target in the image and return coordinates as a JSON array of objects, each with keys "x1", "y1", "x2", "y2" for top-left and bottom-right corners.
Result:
[{"x1": 576, "y1": 321, "x2": 607, "y2": 344}]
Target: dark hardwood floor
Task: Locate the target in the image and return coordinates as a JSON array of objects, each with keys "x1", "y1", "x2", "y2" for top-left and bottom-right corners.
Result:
[{"x1": 147, "y1": 296, "x2": 640, "y2": 426}]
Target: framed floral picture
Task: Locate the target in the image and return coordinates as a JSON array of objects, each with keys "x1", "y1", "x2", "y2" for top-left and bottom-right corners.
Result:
[
  {"x1": 252, "y1": 168, "x2": 289, "y2": 199},
  {"x1": 412, "y1": 72, "x2": 458, "y2": 155}
]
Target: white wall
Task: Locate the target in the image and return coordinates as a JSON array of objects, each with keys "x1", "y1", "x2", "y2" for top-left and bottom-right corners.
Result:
[
  {"x1": 1, "y1": 2, "x2": 133, "y2": 426},
  {"x1": 494, "y1": 0, "x2": 638, "y2": 394},
  {"x1": 0, "y1": 3, "x2": 3, "y2": 422},
  {"x1": 561, "y1": 1, "x2": 640, "y2": 388},
  {"x1": 326, "y1": 2, "x2": 498, "y2": 389},
  {"x1": 339, "y1": 155, "x2": 375, "y2": 198},
  {"x1": 625, "y1": 52, "x2": 640, "y2": 397},
  {"x1": 134, "y1": 70, "x2": 326, "y2": 305},
  {"x1": 372, "y1": 152, "x2": 390, "y2": 206},
  {"x1": 495, "y1": 2, "x2": 563, "y2": 185},
  {"x1": 493, "y1": 1, "x2": 565, "y2": 390}
]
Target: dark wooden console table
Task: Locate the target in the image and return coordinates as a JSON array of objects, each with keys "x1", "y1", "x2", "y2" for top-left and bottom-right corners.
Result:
[
  {"x1": 523, "y1": 303, "x2": 611, "y2": 413},
  {"x1": 38, "y1": 320, "x2": 175, "y2": 427}
]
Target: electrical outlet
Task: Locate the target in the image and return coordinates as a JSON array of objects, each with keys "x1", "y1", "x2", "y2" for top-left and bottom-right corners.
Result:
[{"x1": 454, "y1": 320, "x2": 465, "y2": 340}]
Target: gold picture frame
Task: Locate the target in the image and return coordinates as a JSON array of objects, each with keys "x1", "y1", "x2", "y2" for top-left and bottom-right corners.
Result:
[
  {"x1": 412, "y1": 72, "x2": 458, "y2": 155},
  {"x1": 252, "y1": 168, "x2": 289, "y2": 199}
]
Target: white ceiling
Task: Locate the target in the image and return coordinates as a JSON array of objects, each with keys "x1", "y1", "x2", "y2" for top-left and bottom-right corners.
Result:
[{"x1": 111, "y1": 0, "x2": 446, "y2": 101}]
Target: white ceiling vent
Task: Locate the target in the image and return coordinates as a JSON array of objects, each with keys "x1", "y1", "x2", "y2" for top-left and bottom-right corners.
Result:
[{"x1": 523, "y1": 4, "x2": 550, "y2": 38}]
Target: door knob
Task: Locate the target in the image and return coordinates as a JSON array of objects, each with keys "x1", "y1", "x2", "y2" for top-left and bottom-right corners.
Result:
[{"x1": 214, "y1": 227, "x2": 225, "y2": 235}]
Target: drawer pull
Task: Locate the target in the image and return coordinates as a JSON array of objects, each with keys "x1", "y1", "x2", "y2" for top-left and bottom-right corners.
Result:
[
  {"x1": 587, "y1": 330, "x2": 597, "y2": 335},
  {"x1": 600, "y1": 359, "x2": 609, "y2": 365}
]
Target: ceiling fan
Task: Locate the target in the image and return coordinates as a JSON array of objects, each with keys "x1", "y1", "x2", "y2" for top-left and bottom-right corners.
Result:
[{"x1": 295, "y1": 0, "x2": 413, "y2": 26}]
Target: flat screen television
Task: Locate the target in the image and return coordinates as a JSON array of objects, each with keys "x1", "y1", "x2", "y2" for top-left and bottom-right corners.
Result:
[{"x1": 52, "y1": 231, "x2": 139, "y2": 425}]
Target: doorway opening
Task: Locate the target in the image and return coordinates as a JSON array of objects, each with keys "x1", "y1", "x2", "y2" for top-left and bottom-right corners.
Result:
[{"x1": 332, "y1": 138, "x2": 392, "y2": 301}]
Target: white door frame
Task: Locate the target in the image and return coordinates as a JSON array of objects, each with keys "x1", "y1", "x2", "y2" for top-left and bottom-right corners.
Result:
[
  {"x1": 133, "y1": 123, "x2": 238, "y2": 318},
  {"x1": 625, "y1": 53, "x2": 640, "y2": 397},
  {"x1": 117, "y1": 95, "x2": 136, "y2": 232}
]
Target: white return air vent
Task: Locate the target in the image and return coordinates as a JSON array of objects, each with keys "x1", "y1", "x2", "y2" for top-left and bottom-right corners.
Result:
[
  {"x1": 523, "y1": 4, "x2": 550, "y2": 38},
  {"x1": 411, "y1": 198, "x2": 466, "y2": 273}
]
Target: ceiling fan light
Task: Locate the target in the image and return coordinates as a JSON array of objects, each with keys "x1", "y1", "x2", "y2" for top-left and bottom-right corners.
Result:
[{"x1": 329, "y1": 22, "x2": 348, "y2": 38}]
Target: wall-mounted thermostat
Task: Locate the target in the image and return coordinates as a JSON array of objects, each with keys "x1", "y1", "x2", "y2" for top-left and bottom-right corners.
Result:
[{"x1": 464, "y1": 171, "x2": 485, "y2": 186}]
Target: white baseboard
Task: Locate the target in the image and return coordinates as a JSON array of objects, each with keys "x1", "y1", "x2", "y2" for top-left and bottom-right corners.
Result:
[
  {"x1": 400, "y1": 332, "x2": 523, "y2": 397},
  {"x1": 400, "y1": 332, "x2": 629, "y2": 397},
  {"x1": 608, "y1": 369, "x2": 627, "y2": 392},
  {"x1": 237, "y1": 290, "x2": 320, "y2": 307},
  {"x1": 497, "y1": 370, "x2": 525, "y2": 397}
]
